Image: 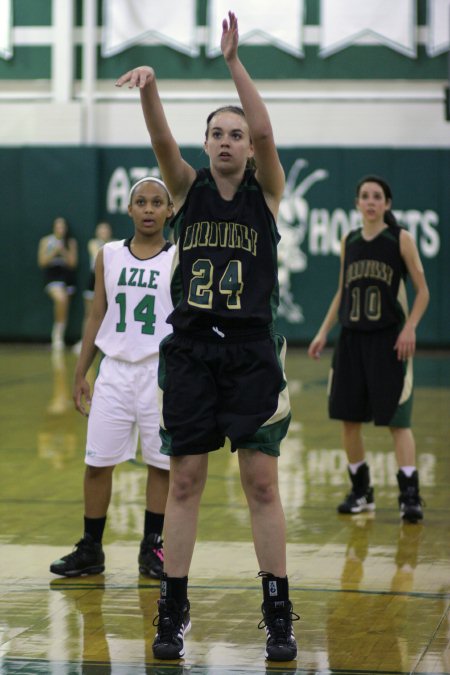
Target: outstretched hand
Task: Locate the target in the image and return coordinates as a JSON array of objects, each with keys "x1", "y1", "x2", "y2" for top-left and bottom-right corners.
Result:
[
  {"x1": 115, "y1": 66, "x2": 155, "y2": 89},
  {"x1": 221, "y1": 11, "x2": 239, "y2": 61}
]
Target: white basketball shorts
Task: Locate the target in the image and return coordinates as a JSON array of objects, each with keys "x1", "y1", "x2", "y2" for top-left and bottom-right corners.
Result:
[{"x1": 85, "y1": 354, "x2": 169, "y2": 470}]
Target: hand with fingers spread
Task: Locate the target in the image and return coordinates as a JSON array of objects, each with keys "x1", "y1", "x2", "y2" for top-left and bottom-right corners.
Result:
[
  {"x1": 221, "y1": 11, "x2": 239, "y2": 62},
  {"x1": 115, "y1": 66, "x2": 155, "y2": 89}
]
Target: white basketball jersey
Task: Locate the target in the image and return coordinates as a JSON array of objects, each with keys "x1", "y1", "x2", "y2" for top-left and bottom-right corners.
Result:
[{"x1": 95, "y1": 239, "x2": 175, "y2": 362}]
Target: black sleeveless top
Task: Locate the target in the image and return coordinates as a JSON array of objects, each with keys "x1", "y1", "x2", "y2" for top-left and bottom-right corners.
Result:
[
  {"x1": 339, "y1": 227, "x2": 408, "y2": 331},
  {"x1": 168, "y1": 168, "x2": 280, "y2": 335}
]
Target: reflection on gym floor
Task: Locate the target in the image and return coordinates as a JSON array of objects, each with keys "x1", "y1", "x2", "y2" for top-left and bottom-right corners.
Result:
[{"x1": 0, "y1": 345, "x2": 449, "y2": 674}]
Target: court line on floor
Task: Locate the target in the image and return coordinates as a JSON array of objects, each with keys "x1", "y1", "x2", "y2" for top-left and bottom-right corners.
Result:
[{"x1": 0, "y1": 580, "x2": 445, "y2": 601}]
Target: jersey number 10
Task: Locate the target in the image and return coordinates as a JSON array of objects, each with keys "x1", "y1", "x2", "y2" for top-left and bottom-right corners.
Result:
[{"x1": 350, "y1": 286, "x2": 382, "y2": 322}]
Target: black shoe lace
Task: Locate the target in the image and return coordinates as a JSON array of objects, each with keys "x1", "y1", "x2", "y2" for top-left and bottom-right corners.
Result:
[
  {"x1": 258, "y1": 603, "x2": 300, "y2": 642},
  {"x1": 152, "y1": 600, "x2": 183, "y2": 641},
  {"x1": 402, "y1": 488, "x2": 426, "y2": 508},
  {"x1": 144, "y1": 533, "x2": 163, "y2": 550},
  {"x1": 63, "y1": 538, "x2": 91, "y2": 563}
]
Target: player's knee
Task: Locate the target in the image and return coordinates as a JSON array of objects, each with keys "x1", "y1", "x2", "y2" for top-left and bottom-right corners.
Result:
[
  {"x1": 245, "y1": 477, "x2": 277, "y2": 506},
  {"x1": 85, "y1": 464, "x2": 114, "y2": 480},
  {"x1": 170, "y1": 472, "x2": 203, "y2": 502}
]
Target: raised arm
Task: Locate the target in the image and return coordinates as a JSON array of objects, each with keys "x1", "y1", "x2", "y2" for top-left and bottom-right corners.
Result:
[
  {"x1": 115, "y1": 67, "x2": 195, "y2": 210},
  {"x1": 221, "y1": 12, "x2": 285, "y2": 213}
]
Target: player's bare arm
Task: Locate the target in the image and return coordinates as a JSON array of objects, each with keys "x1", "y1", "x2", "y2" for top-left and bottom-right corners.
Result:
[
  {"x1": 115, "y1": 66, "x2": 195, "y2": 209},
  {"x1": 73, "y1": 250, "x2": 107, "y2": 415},
  {"x1": 221, "y1": 12, "x2": 284, "y2": 215}
]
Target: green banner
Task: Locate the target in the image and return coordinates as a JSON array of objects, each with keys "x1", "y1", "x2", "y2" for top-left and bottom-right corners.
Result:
[
  {"x1": 0, "y1": 147, "x2": 447, "y2": 346},
  {"x1": 99, "y1": 147, "x2": 448, "y2": 346}
]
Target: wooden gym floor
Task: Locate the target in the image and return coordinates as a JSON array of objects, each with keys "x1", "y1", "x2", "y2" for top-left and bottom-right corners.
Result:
[{"x1": 0, "y1": 344, "x2": 449, "y2": 675}]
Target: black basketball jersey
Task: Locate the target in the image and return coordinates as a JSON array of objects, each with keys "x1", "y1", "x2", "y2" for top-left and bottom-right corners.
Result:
[
  {"x1": 168, "y1": 168, "x2": 280, "y2": 334},
  {"x1": 339, "y1": 227, "x2": 408, "y2": 331}
]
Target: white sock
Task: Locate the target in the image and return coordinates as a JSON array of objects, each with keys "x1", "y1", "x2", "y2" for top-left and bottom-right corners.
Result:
[
  {"x1": 52, "y1": 322, "x2": 65, "y2": 343},
  {"x1": 399, "y1": 465, "x2": 416, "y2": 477},
  {"x1": 348, "y1": 460, "x2": 366, "y2": 475}
]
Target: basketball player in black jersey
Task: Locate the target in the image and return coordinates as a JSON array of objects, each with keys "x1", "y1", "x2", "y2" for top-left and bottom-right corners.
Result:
[
  {"x1": 308, "y1": 176, "x2": 429, "y2": 523},
  {"x1": 116, "y1": 11, "x2": 298, "y2": 663}
]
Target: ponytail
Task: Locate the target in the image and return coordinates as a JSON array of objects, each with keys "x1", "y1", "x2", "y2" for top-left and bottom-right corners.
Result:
[
  {"x1": 356, "y1": 174, "x2": 401, "y2": 229},
  {"x1": 383, "y1": 209, "x2": 401, "y2": 229}
]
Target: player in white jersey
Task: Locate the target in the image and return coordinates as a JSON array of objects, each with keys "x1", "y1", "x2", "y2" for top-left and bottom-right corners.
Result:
[
  {"x1": 50, "y1": 177, "x2": 175, "y2": 578},
  {"x1": 72, "y1": 221, "x2": 114, "y2": 355}
]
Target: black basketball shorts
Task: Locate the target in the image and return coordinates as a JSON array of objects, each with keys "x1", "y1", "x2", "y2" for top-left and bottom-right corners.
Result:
[
  {"x1": 328, "y1": 326, "x2": 413, "y2": 427},
  {"x1": 158, "y1": 330, "x2": 291, "y2": 456},
  {"x1": 44, "y1": 265, "x2": 76, "y2": 295}
]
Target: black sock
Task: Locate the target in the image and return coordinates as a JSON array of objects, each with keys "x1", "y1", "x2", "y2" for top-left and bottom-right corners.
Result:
[
  {"x1": 144, "y1": 510, "x2": 164, "y2": 538},
  {"x1": 161, "y1": 574, "x2": 188, "y2": 605},
  {"x1": 261, "y1": 572, "x2": 289, "y2": 604},
  {"x1": 84, "y1": 516, "x2": 106, "y2": 544}
]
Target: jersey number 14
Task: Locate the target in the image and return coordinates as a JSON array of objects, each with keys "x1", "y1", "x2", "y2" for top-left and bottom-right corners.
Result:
[{"x1": 115, "y1": 293, "x2": 156, "y2": 334}]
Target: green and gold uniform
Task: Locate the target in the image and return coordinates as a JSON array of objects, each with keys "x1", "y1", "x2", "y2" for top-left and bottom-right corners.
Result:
[
  {"x1": 329, "y1": 227, "x2": 413, "y2": 427},
  {"x1": 159, "y1": 168, "x2": 291, "y2": 455}
]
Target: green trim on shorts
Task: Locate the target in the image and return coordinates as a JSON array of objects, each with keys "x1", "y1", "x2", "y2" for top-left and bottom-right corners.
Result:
[
  {"x1": 159, "y1": 427, "x2": 173, "y2": 456},
  {"x1": 388, "y1": 392, "x2": 413, "y2": 428},
  {"x1": 237, "y1": 413, "x2": 292, "y2": 457},
  {"x1": 159, "y1": 414, "x2": 291, "y2": 457},
  {"x1": 157, "y1": 333, "x2": 171, "y2": 390}
]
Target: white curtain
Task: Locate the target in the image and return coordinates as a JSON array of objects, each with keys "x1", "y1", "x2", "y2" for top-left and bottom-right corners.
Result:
[
  {"x1": 427, "y1": 0, "x2": 450, "y2": 56},
  {"x1": 0, "y1": 0, "x2": 12, "y2": 59},
  {"x1": 206, "y1": 0, "x2": 304, "y2": 58},
  {"x1": 320, "y1": 0, "x2": 416, "y2": 58},
  {"x1": 102, "y1": 0, "x2": 199, "y2": 57}
]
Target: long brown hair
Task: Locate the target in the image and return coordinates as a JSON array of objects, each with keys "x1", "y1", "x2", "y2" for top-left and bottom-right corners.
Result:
[
  {"x1": 356, "y1": 175, "x2": 400, "y2": 229},
  {"x1": 205, "y1": 106, "x2": 256, "y2": 171}
]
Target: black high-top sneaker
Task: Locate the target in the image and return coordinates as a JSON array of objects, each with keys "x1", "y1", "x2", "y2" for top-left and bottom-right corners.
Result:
[
  {"x1": 138, "y1": 533, "x2": 164, "y2": 578},
  {"x1": 152, "y1": 597, "x2": 191, "y2": 659},
  {"x1": 259, "y1": 573, "x2": 299, "y2": 661},
  {"x1": 337, "y1": 463, "x2": 375, "y2": 514},
  {"x1": 50, "y1": 534, "x2": 105, "y2": 577},
  {"x1": 397, "y1": 470, "x2": 424, "y2": 523},
  {"x1": 259, "y1": 599, "x2": 299, "y2": 661}
]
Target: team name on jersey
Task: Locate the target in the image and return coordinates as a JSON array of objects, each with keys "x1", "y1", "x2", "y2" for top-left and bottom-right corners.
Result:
[
  {"x1": 182, "y1": 221, "x2": 258, "y2": 256},
  {"x1": 345, "y1": 259, "x2": 394, "y2": 288},
  {"x1": 117, "y1": 267, "x2": 160, "y2": 289}
]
